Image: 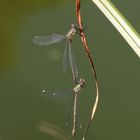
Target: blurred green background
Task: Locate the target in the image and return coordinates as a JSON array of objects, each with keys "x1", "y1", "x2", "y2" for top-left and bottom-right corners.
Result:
[{"x1": 0, "y1": 0, "x2": 140, "y2": 140}]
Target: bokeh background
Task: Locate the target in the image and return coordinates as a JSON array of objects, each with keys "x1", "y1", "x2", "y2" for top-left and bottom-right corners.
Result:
[{"x1": 0, "y1": 0, "x2": 140, "y2": 140}]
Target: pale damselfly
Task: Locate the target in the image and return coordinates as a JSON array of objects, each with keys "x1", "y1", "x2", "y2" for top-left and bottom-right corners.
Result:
[
  {"x1": 33, "y1": 24, "x2": 80, "y2": 82},
  {"x1": 42, "y1": 78, "x2": 85, "y2": 136}
]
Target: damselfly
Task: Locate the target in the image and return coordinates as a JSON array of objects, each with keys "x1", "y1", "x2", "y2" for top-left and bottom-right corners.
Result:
[
  {"x1": 42, "y1": 78, "x2": 85, "y2": 136},
  {"x1": 33, "y1": 24, "x2": 80, "y2": 82}
]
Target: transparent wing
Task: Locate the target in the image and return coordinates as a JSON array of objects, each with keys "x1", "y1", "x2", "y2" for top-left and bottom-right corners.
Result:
[
  {"x1": 63, "y1": 41, "x2": 69, "y2": 74},
  {"x1": 68, "y1": 41, "x2": 78, "y2": 80},
  {"x1": 41, "y1": 88, "x2": 73, "y2": 100},
  {"x1": 33, "y1": 33, "x2": 65, "y2": 45}
]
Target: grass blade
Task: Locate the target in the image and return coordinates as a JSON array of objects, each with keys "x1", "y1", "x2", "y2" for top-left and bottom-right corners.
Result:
[{"x1": 91, "y1": 0, "x2": 140, "y2": 57}]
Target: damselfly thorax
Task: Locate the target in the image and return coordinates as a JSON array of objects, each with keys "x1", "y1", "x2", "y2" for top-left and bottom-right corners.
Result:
[
  {"x1": 66, "y1": 24, "x2": 80, "y2": 41},
  {"x1": 73, "y1": 78, "x2": 85, "y2": 94}
]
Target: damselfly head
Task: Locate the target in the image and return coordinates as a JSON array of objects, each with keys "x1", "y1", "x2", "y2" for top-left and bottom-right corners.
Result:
[
  {"x1": 71, "y1": 24, "x2": 80, "y2": 34},
  {"x1": 79, "y1": 78, "x2": 85, "y2": 87},
  {"x1": 66, "y1": 24, "x2": 81, "y2": 40},
  {"x1": 71, "y1": 24, "x2": 78, "y2": 29}
]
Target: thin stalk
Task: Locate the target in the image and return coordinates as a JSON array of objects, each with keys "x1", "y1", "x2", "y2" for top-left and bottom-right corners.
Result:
[
  {"x1": 76, "y1": 0, "x2": 99, "y2": 140},
  {"x1": 91, "y1": 0, "x2": 140, "y2": 57}
]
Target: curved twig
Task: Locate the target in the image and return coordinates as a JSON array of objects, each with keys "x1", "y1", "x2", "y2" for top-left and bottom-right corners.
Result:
[{"x1": 75, "y1": 0, "x2": 99, "y2": 140}]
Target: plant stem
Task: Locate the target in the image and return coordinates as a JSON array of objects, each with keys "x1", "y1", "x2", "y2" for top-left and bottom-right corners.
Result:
[
  {"x1": 76, "y1": 0, "x2": 99, "y2": 139},
  {"x1": 91, "y1": 0, "x2": 140, "y2": 57}
]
